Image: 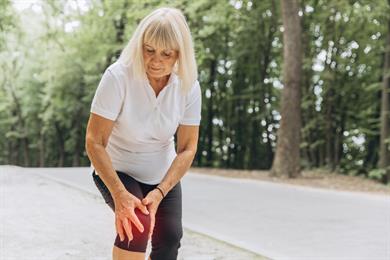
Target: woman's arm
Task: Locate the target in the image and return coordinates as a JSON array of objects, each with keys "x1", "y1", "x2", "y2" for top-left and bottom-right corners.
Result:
[
  {"x1": 85, "y1": 113, "x2": 127, "y2": 197},
  {"x1": 86, "y1": 112, "x2": 149, "y2": 242},
  {"x1": 157, "y1": 124, "x2": 199, "y2": 195}
]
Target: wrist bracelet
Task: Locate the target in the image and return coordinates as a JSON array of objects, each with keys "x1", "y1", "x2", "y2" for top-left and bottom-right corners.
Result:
[{"x1": 155, "y1": 186, "x2": 165, "y2": 198}]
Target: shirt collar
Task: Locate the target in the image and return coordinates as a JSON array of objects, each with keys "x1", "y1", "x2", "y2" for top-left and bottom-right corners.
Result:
[{"x1": 145, "y1": 72, "x2": 177, "y2": 88}]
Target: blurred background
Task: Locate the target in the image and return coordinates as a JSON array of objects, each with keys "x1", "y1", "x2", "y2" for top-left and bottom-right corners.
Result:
[{"x1": 1, "y1": 0, "x2": 389, "y2": 185}]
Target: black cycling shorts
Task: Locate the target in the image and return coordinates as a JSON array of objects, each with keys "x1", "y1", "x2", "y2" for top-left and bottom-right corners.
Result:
[{"x1": 92, "y1": 170, "x2": 183, "y2": 260}]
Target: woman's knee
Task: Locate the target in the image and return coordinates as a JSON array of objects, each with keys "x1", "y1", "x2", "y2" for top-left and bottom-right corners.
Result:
[
  {"x1": 114, "y1": 208, "x2": 151, "y2": 252},
  {"x1": 150, "y1": 221, "x2": 183, "y2": 259}
]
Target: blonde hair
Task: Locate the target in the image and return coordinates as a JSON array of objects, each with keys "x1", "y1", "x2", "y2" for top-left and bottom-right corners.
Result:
[{"x1": 119, "y1": 7, "x2": 198, "y2": 95}]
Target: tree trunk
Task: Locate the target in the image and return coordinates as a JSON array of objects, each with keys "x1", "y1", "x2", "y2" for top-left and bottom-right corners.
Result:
[
  {"x1": 299, "y1": 0, "x2": 316, "y2": 169},
  {"x1": 325, "y1": 85, "x2": 335, "y2": 170},
  {"x1": 73, "y1": 80, "x2": 85, "y2": 166},
  {"x1": 379, "y1": 17, "x2": 390, "y2": 184},
  {"x1": 271, "y1": 0, "x2": 302, "y2": 178},
  {"x1": 206, "y1": 59, "x2": 217, "y2": 166},
  {"x1": 55, "y1": 122, "x2": 65, "y2": 167},
  {"x1": 334, "y1": 109, "x2": 345, "y2": 171},
  {"x1": 39, "y1": 131, "x2": 45, "y2": 167},
  {"x1": 232, "y1": 69, "x2": 246, "y2": 169},
  {"x1": 72, "y1": 118, "x2": 81, "y2": 167},
  {"x1": 22, "y1": 135, "x2": 29, "y2": 167},
  {"x1": 257, "y1": 4, "x2": 277, "y2": 169}
]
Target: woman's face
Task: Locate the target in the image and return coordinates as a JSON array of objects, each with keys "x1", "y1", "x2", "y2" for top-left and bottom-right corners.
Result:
[{"x1": 143, "y1": 42, "x2": 178, "y2": 80}]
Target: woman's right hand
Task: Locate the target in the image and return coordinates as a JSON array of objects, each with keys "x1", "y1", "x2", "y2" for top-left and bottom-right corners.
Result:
[{"x1": 113, "y1": 190, "x2": 149, "y2": 242}]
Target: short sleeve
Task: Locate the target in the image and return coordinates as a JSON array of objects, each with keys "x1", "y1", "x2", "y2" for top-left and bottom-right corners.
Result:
[
  {"x1": 179, "y1": 80, "x2": 202, "y2": 125},
  {"x1": 90, "y1": 68, "x2": 124, "y2": 121}
]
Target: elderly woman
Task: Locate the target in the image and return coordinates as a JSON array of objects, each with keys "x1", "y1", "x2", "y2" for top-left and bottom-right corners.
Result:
[{"x1": 85, "y1": 7, "x2": 201, "y2": 260}]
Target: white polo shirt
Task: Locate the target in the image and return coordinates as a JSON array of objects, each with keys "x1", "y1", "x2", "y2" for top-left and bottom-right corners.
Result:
[{"x1": 90, "y1": 61, "x2": 202, "y2": 184}]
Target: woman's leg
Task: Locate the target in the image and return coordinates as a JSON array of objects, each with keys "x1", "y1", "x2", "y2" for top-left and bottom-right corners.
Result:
[
  {"x1": 91, "y1": 171, "x2": 151, "y2": 260},
  {"x1": 148, "y1": 181, "x2": 183, "y2": 260},
  {"x1": 112, "y1": 172, "x2": 151, "y2": 253},
  {"x1": 112, "y1": 245, "x2": 145, "y2": 260}
]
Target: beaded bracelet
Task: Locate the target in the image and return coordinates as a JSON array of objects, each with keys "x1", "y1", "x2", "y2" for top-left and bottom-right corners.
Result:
[{"x1": 155, "y1": 186, "x2": 166, "y2": 198}]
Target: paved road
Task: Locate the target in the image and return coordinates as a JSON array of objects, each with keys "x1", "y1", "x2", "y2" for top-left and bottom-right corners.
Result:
[
  {"x1": 0, "y1": 166, "x2": 263, "y2": 260},
  {"x1": 21, "y1": 167, "x2": 390, "y2": 260}
]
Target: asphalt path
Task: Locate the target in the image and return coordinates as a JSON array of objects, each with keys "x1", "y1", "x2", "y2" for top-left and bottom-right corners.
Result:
[
  {"x1": 21, "y1": 166, "x2": 390, "y2": 260},
  {"x1": 0, "y1": 166, "x2": 264, "y2": 260}
]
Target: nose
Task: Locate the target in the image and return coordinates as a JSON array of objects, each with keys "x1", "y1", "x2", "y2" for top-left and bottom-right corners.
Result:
[
  {"x1": 150, "y1": 52, "x2": 164, "y2": 63},
  {"x1": 151, "y1": 58, "x2": 162, "y2": 65}
]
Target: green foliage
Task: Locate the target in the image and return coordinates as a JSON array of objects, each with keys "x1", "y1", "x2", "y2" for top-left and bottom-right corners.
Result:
[
  {"x1": 368, "y1": 168, "x2": 387, "y2": 180},
  {"x1": 0, "y1": 0, "x2": 388, "y2": 183}
]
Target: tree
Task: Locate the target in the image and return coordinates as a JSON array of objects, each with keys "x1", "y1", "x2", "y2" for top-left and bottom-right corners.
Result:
[
  {"x1": 271, "y1": 0, "x2": 303, "y2": 178},
  {"x1": 378, "y1": 0, "x2": 390, "y2": 183},
  {"x1": 1, "y1": 0, "x2": 389, "y2": 186}
]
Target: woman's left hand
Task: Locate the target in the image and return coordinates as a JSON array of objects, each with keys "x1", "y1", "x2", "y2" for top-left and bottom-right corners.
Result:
[{"x1": 142, "y1": 189, "x2": 164, "y2": 240}]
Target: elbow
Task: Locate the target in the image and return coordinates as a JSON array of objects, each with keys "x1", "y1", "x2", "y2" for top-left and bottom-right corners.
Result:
[
  {"x1": 85, "y1": 136, "x2": 104, "y2": 157},
  {"x1": 178, "y1": 145, "x2": 197, "y2": 158},
  {"x1": 188, "y1": 146, "x2": 197, "y2": 158},
  {"x1": 85, "y1": 138, "x2": 93, "y2": 157}
]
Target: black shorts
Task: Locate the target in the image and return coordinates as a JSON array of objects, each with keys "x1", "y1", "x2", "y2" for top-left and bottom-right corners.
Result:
[{"x1": 92, "y1": 170, "x2": 183, "y2": 260}]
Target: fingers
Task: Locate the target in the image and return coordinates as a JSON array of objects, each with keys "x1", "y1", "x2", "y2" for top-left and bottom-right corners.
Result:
[
  {"x1": 137, "y1": 201, "x2": 150, "y2": 215},
  {"x1": 149, "y1": 213, "x2": 155, "y2": 240},
  {"x1": 122, "y1": 217, "x2": 133, "y2": 242},
  {"x1": 115, "y1": 216, "x2": 125, "y2": 242},
  {"x1": 114, "y1": 192, "x2": 156, "y2": 242},
  {"x1": 129, "y1": 210, "x2": 144, "y2": 233}
]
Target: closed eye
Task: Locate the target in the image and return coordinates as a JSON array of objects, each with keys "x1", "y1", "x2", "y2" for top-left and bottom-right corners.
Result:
[{"x1": 144, "y1": 45, "x2": 173, "y2": 58}]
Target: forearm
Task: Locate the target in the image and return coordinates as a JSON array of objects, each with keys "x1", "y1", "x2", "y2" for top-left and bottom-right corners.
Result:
[
  {"x1": 157, "y1": 149, "x2": 196, "y2": 195},
  {"x1": 86, "y1": 142, "x2": 127, "y2": 197}
]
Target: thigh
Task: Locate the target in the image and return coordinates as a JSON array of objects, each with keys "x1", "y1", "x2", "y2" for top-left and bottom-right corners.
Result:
[
  {"x1": 150, "y1": 181, "x2": 183, "y2": 260},
  {"x1": 116, "y1": 171, "x2": 145, "y2": 201},
  {"x1": 92, "y1": 170, "x2": 115, "y2": 211},
  {"x1": 91, "y1": 171, "x2": 145, "y2": 211},
  {"x1": 96, "y1": 171, "x2": 151, "y2": 252}
]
